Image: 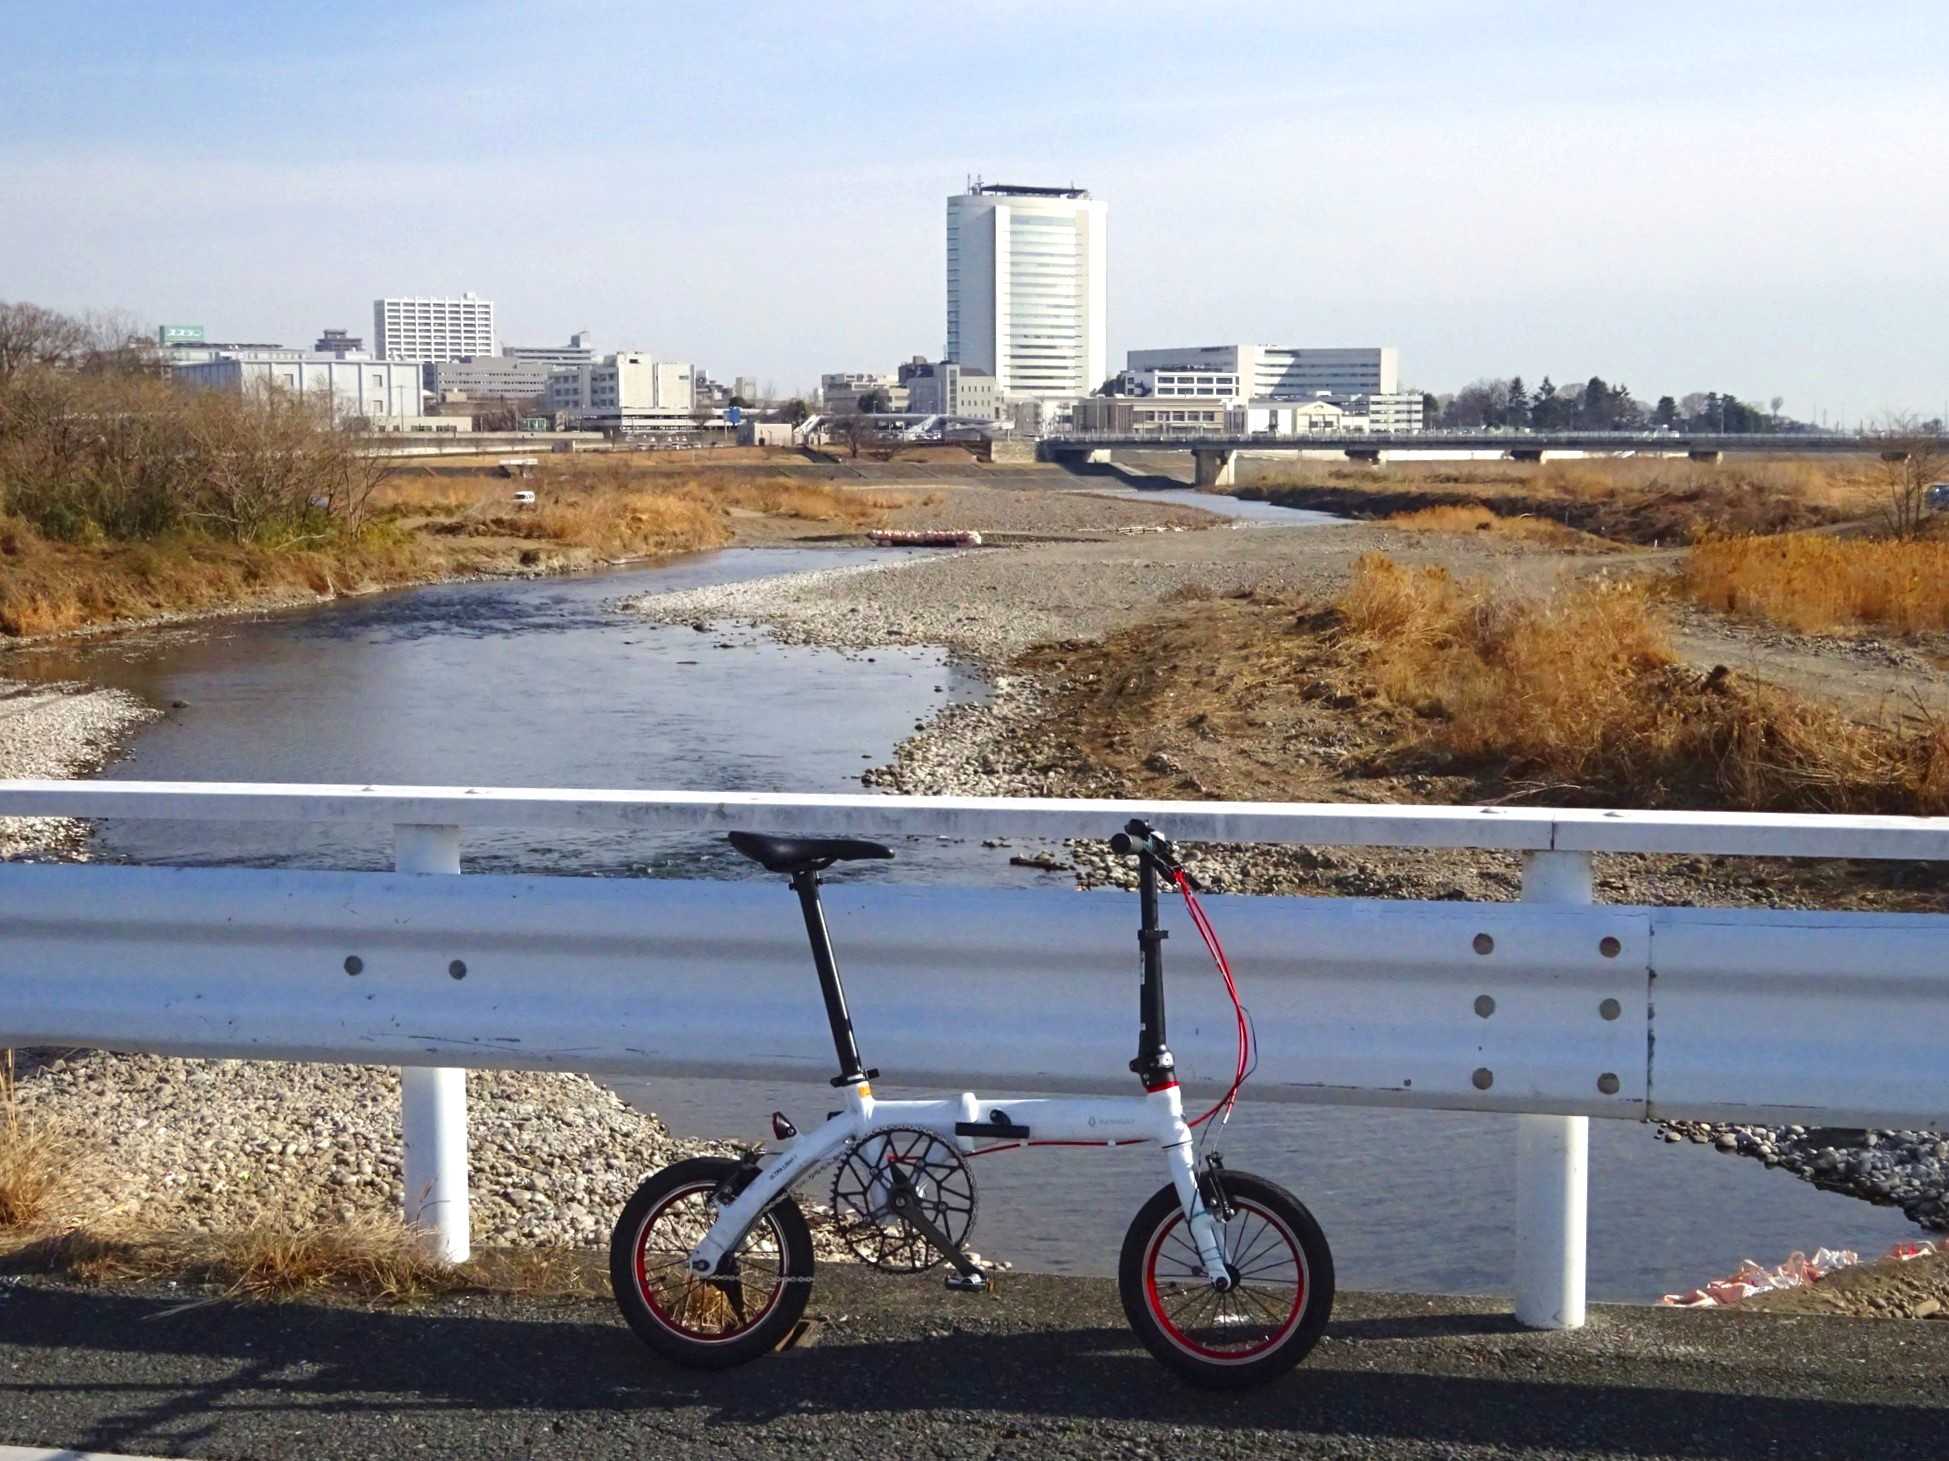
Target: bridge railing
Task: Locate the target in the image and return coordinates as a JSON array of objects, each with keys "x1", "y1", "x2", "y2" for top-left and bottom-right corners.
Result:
[{"x1": 4, "y1": 779, "x2": 1946, "y2": 1329}]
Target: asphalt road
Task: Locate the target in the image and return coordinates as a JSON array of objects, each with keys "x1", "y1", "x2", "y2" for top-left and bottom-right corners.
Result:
[{"x1": 4, "y1": 1270, "x2": 1947, "y2": 1460}]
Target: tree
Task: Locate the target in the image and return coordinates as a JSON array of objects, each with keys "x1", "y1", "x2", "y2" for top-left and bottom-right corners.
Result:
[
  {"x1": 1529, "y1": 377, "x2": 1572, "y2": 430},
  {"x1": 856, "y1": 388, "x2": 890, "y2": 415},
  {"x1": 1420, "y1": 391, "x2": 1440, "y2": 424},
  {"x1": 1874, "y1": 414, "x2": 1948, "y2": 540},
  {"x1": 1505, "y1": 376, "x2": 1529, "y2": 429},
  {"x1": 1654, "y1": 395, "x2": 1677, "y2": 428},
  {"x1": 779, "y1": 397, "x2": 810, "y2": 426},
  {"x1": 1441, "y1": 377, "x2": 1510, "y2": 429},
  {"x1": 0, "y1": 300, "x2": 90, "y2": 380},
  {"x1": 727, "y1": 394, "x2": 750, "y2": 409}
]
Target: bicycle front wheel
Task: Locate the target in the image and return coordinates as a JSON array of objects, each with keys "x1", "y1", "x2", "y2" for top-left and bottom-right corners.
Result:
[
  {"x1": 610, "y1": 1156, "x2": 813, "y2": 1369},
  {"x1": 1119, "y1": 1169, "x2": 1334, "y2": 1388}
]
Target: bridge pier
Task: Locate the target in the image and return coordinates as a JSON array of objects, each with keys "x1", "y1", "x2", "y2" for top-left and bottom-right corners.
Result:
[
  {"x1": 1687, "y1": 450, "x2": 1722, "y2": 464},
  {"x1": 1191, "y1": 448, "x2": 1236, "y2": 489},
  {"x1": 1344, "y1": 447, "x2": 1382, "y2": 465},
  {"x1": 1509, "y1": 448, "x2": 1544, "y2": 464}
]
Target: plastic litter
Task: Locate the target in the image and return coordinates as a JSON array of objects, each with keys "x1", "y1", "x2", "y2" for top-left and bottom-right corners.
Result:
[{"x1": 1661, "y1": 1238, "x2": 1938, "y2": 1307}]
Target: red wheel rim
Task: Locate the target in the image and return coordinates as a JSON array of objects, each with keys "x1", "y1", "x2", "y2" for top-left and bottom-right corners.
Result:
[
  {"x1": 1142, "y1": 1198, "x2": 1308, "y2": 1363},
  {"x1": 632, "y1": 1180, "x2": 788, "y2": 1344}
]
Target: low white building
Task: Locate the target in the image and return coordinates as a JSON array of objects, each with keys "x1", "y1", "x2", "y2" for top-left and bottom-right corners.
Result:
[
  {"x1": 174, "y1": 352, "x2": 437, "y2": 426},
  {"x1": 547, "y1": 351, "x2": 697, "y2": 432},
  {"x1": 1231, "y1": 399, "x2": 1367, "y2": 435},
  {"x1": 902, "y1": 361, "x2": 1005, "y2": 420},
  {"x1": 1127, "y1": 345, "x2": 1400, "y2": 401},
  {"x1": 820, "y1": 371, "x2": 908, "y2": 414}
]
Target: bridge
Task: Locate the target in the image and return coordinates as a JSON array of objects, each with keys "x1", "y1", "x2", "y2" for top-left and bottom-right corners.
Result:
[{"x1": 1041, "y1": 430, "x2": 1945, "y2": 486}]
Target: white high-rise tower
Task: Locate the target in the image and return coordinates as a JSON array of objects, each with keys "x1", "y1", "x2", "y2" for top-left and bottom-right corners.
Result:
[{"x1": 946, "y1": 182, "x2": 1107, "y2": 402}]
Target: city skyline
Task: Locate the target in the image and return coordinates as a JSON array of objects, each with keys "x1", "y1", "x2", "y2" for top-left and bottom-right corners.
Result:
[{"x1": 3, "y1": 2, "x2": 1945, "y2": 421}]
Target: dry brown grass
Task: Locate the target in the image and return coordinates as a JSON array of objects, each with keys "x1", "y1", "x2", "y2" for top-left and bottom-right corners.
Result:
[
  {"x1": 6, "y1": 1212, "x2": 465, "y2": 1302},
  {"x1": 1385, "y1": 503, "x2": 1616, "y2": 550},
  {"x1": 0, "y1": 1053, "x2": 101, "y2": 1231},
  {"x1": 0, "y1": 514, "x2": 446, "y2": 637},
  {"x1": 1682, "y1": 532, "x2": 1949, "y2": 635},
  {"x1": 1339, "y1": 554, "x2": 1949, "y2": 813}
]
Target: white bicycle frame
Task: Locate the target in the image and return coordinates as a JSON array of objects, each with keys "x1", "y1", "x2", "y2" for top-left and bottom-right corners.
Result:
[{"x1": 688, "y1": 1079, "x2": 1233, "y2": 1284}]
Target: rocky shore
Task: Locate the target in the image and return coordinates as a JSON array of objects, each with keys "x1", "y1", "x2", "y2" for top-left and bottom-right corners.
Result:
[
  {"x1": 0, "y1": 675, "x2": 156, "y2": 859},
  {"x1": 1661, "y1": 1120, "x2": 1949, "y2": 1233}
]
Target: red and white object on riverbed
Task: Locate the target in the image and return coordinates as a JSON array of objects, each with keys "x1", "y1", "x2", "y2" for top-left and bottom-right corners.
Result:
[
  {"x1": 1660, "y1": 1239, "x2": 1941, "y2": 1307},
  {"x1": 868, "y1": 529, "x2": 983, "y2": 547}
]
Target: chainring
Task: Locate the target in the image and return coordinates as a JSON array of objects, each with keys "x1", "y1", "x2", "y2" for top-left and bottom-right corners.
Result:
[{"x1": 828, "y1": 1126, "x2": 978, "y2": 1273}]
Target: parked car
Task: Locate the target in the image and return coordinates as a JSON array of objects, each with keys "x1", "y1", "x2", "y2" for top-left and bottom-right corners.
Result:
[{"x1": 1925, "y1": 483, "x2": 1949, "y2": 510}]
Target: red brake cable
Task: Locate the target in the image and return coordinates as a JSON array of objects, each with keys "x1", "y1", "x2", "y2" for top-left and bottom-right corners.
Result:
[{"x1": 968, "y1": 861, "x2": 1253, "y2": 1158}]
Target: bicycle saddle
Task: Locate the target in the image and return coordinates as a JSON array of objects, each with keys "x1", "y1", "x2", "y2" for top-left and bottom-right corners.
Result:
[{"x1": 727, "y1": 830, "x2": 895, "y2": 874}]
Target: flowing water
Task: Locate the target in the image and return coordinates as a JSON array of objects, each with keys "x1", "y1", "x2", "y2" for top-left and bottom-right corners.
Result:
[{"x1": 16, "y1": 542, "x2": 1923, "y2": 1299}]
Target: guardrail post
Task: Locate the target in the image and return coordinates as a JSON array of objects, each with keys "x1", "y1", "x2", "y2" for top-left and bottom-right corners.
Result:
[
  {"x1": 1515, "y1": 849, "x2": 1591, "y2": 1329},
  {"x1": 395, "y1": 822, "x2": 470, "y2": 1264}
]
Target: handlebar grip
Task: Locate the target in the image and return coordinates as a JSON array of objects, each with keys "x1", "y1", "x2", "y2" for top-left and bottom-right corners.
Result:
[{"x1": 1109, "y1": 831, "x2": 1134, "y2": 856}]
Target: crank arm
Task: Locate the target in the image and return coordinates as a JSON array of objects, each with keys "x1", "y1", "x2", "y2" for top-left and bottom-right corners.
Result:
[{"x1": 885, "y1": 1168, "x2": 986, "y2": 1287}]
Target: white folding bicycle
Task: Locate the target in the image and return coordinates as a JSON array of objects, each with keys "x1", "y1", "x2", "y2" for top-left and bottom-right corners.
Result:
[{"x1": 609, "y1": 819, "x2": 1335, "y2": 1388}]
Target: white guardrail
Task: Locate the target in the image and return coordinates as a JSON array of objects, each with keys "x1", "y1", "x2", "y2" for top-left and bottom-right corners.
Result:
[{"x1": 5, "y1": 781, "x2": 1949, "y2": 1330}]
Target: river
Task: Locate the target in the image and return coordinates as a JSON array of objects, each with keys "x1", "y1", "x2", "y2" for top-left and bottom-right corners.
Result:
[{"x1": 18, "y1": 542, "x2": 1923, "y2": 1300}]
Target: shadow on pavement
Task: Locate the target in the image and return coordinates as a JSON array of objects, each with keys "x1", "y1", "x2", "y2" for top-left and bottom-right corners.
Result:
[{"x1": 3, "y1": 1286, "x2": 1945, "y2": 1460}]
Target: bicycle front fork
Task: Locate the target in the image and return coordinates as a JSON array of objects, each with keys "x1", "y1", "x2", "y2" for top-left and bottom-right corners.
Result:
[{"x1": 1158, "y1": 1096, "x2": 1234, "y2": 1290}]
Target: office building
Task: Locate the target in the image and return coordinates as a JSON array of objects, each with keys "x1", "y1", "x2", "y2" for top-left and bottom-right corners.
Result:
[
  {"x1": 546, "y1": 351, "x2": 696, "y2": 432},
  {"x1": 1126, "y1": 345, "x2": 1399, "y2": 401},
  {"x1": 427, "y1": 356, "x2": 557, "y2": 401},
  {"x1": 373, "y1": 293, "x2": 497, "y2": 362},
  {"x1": 1363, "y1": 390, "x2": 1425, "y2": 432},
  {"x1": 903, "y1": 360, "x2": 1004, "y2": 420},
  {"x1": 946, "y1": 181, "x2": 1107, "y2": 403},
  {"x1": 506, "y1": 332, "x2": 595, "y2": 369}
]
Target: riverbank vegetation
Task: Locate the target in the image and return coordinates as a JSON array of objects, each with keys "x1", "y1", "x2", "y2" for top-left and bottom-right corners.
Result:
[
  {"x1": 1022, "y1": 554, "x2": 1949, "y2": 818},
  {"x1": 0, "y1": 324, "x2": 901, "y2": 637},
  {"x1": 1337, "y1": 555, "x2": 1949, "y2": 813},
  {"x1": 1235, "y1": 455, "x2": 1880, "y2": 545},
  {"x1": 1681, "y1": 532, "x2": 1949, "y2": 636}
]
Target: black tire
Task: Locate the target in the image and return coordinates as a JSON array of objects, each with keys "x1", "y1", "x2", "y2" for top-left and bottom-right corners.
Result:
[
  {"x1": 1118, "y1": 1169, "x2": 1334, "y2": 1388},
  {"x1": 610, "y1": 1156, "x2": 813, "y2": 1369}
]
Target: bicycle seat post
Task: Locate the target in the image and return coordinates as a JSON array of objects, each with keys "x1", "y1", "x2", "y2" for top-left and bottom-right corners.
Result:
[{"x1": 788, "y1": 865, "x2": 875, "y2": 1089}]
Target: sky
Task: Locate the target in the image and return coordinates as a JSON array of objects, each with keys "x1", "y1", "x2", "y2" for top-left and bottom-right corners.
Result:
[{"x1": 3, "y1": 0, "x2": 1945, "y2": 422}]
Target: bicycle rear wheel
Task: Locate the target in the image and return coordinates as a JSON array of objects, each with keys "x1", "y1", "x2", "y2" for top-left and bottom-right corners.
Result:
[
  {"x1": 610, "y1": 1156, "x2": 813, "y2": 1369},
  {"x1": 1119, "y1": 1169, "x2": 1333, "y2": 1388}
]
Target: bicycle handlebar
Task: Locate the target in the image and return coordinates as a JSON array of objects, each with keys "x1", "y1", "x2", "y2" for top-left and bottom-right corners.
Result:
[{"x1": 1110, "y1": 820, "x2": 1192, "y2": 883}]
